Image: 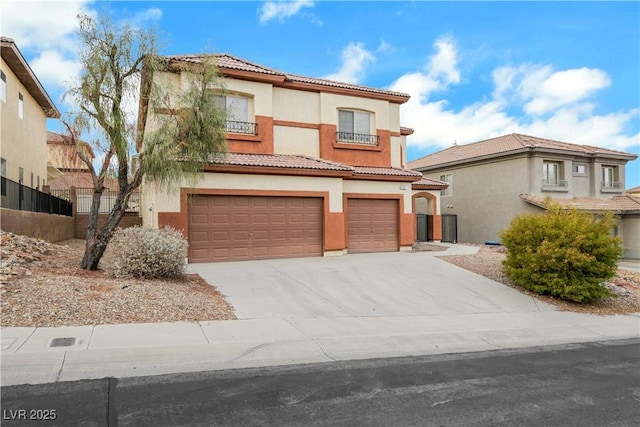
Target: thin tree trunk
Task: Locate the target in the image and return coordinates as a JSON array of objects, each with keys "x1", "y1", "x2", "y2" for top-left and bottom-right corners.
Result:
[{"x1": 80, "y1": 188, "x2": 131, "y2": 270}]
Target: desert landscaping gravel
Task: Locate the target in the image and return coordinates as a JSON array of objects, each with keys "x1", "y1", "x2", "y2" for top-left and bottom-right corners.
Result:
[
  {"x1": 1, "y1": 232, "x2": 235, "y2": 327},
  {"x1": 1, "y1": 232, "x2": 638, "y2": 327}
]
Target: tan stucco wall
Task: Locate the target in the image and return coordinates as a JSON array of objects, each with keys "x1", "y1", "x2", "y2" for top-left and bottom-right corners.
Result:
[
  {"x1": 273, "y1": 87, "x2": 319, "y2": 123},
  {"x1": 423, "y1": 156, "x2": 540, "y2": 243},
  {"x1": 273, "y1": 126, "x2": 320, "y2": 157},
  {"x1": 620, "y1": 215, "x2": 640, "y2": 259},
  {"x1": 0, "y1": 57, "x2": 49, "y2": 188}
]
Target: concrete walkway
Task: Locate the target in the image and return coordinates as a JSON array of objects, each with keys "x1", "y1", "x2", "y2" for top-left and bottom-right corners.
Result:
[{"x1": 2, "y1": 244, "x2": 639, "y2": 387}]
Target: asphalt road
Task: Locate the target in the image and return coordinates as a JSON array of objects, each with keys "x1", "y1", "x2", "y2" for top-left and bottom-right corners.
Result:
[{"x1": 2, "y1": 339, "x2": 639, "y2": 426}]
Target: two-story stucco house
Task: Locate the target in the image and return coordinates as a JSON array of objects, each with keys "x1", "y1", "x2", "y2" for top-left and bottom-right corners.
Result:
[
  {"x1": 1, "y1": 37, "x2": 60, "y2": 190},
  {"x1": 139, "y1": 54, "x2": 446, "y2": 262},
  {"x1": 409, "y1": 133, "x2": 639, "y2": 259}
]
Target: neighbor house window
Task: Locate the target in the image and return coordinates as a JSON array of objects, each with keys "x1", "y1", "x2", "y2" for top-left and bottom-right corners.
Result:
[
  {"x1": 440, "y1": 174, "x2": 453, "y2": 196},
  {"x1": 18, "y1": 92, "x2": 24, "y2": 119},
  {"x1": 572, "y1": 163, "x2": 587, "y2": 176},
  {"x1": 213, "y1": 94, "x2": 254, "y2": 134},
  {"x1": 602, "y1": 166, "x2": 617, "y2": 188},
  {"x1": 543, "y1": 161, "x2": 562, "y2": 186},
  {"x1": 0, "y1": 71, "x2": 6, "y2": 102},
  {"x1": 337, "y1": 109, "x2": 378, "y2": 145},
  {"x1": 0, "y1": 158, "x2": 6, "y2": 177}
]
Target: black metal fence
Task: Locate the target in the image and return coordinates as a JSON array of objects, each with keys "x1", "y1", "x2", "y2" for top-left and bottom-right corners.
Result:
[
  {"x1": 416, "y1": 213, "x2": 430, "y2": 242},
  {"x1": 1, "y1": 177, "x2": 72, "y2": 216},
  {"x1": 74, "y1": 187, "x2": 140, "y2": 215},
  {"x1": 441, "y1": 214, "x2": 458, "y2": 243}
]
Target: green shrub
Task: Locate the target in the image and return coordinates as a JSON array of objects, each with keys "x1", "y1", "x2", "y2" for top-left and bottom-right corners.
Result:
[
  {"x1": 107, "y1": 226, "x2": 188, "y2": 279},
  {"x1": 500, "y1": 203, "x2": 622, "y2": 303}
]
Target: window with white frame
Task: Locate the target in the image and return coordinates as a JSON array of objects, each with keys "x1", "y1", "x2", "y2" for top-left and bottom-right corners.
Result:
[
  {"x1": 213, "y1": 94, "x2": 254, "y2": 134},
  {"x1": 572, "y1": 162, "x2": 587, "y2": 176},
  {"x1": 0, "y1": 71, "x2": 6, "y2": 102},
  {"x1": 440, "y1": 174, "x2": 453, "y2": 196},
  {"x1": 602, "y1": 166, "x2": 617, "y2": 188},
  {"x1": 18, "y1": 92, "x2": 24, "y2": 119},
  {"x1": 337, "y1": 109, "x2": 377, "y2": 145},
  {"x1": 543, "y1": 161, "x2": 562, "y2": 186}
]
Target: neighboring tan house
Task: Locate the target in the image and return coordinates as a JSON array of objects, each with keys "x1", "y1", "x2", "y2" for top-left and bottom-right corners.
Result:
[
  {"x1": 409, "y1": 133, "x2": 639, "y2": 259},
  {"x1": 1, "y1": 36, "x2": 60, "y2": 190},
  {"x1": 139, "y1": 53, "x2": 447, "y2": 262},
  {"x1": 47, "y1": 131, "x2": 97, "y2": 190}
]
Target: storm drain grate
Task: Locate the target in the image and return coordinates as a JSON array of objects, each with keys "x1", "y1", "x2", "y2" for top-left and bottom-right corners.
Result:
[{"x1": 50, "y1": 337, "x2": 76, "y2": 347}]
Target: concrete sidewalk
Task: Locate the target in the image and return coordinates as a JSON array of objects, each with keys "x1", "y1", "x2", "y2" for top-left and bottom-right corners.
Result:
[{"x1": 2, "y1": 244, "x2": 639, "y2": 387}]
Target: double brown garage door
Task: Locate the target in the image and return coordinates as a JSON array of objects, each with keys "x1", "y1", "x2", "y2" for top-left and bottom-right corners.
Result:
[
  {"x1": 188, "y1": 195, "x2": 399, "y2": 262},
  {"x1": 189, "y1": 195, "x2": 323, "y2": 262}
]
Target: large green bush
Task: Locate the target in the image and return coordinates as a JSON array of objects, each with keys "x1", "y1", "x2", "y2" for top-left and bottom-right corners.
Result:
[
  {"x1": 500, "y1": 203, "x2": 622, "y2": 303},
  {"x1": 107, "y1": 226, "x2": 189, "y2": 279}
]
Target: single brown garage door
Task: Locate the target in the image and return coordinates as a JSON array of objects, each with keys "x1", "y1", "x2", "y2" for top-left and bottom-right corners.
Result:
[
  {"x1": 188, "y1": 195, "x2": 323, "y2": 262},
  {"x1": 347, "y1": 198, "x2": 398, "y2": 253}
]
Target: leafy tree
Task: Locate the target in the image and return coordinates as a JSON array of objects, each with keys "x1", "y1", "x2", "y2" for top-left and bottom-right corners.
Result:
[
  {"x1": 501, "y1": 201, "x2": 622, "y2": 303},
  {"x1": 62, "y1": 12, "x2": 227, "y2": 270}
]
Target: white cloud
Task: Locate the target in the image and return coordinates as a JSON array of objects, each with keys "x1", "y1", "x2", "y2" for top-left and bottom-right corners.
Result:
[
  {"x1": 323, "y1": 42, "x2": 376, "y2": 84},
  {"x1": 394, "y1": 36, "x2": 638, "y2": 154},
  {"x1": 389, "y1": 37, "x2": 461, "y2": 101},
  {"x1": 259, "y1": 0, "x2": 314, "y2": 24},
  {"x1": 29, "y1": 50, "x2": 83, "y2": 90},
  {"x1": 128, "y1": 7, "x2": 163, "y2": 28}
]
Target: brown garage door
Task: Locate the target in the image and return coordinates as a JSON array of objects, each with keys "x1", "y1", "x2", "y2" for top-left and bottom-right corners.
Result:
[
  {"x1": 347, "y1": 198, "x2": 398, "y2": 253},
  {"x1": 188, "y1": 195, "x2": 323, "y2": 262}
]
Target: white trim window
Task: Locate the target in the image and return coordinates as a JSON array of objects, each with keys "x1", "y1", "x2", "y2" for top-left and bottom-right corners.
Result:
[
  {"x1": 543, "y1": 161, "x2": 560, "y2": 185},
  {"x1": 572, "y1": 163, "x2": 587, "y2": 176},
  {"x1": 0, "y1": 71, "x2": 6, "y2": 103},
  {"x1": 602, "y1": 166, "x2": 615, "y2": 188},
  {"x1": 337, "y1": 109, "x2": 377, "y2": 145},
  {"x1": 440, "y1": 174, "x2": 453, "y2": 196},
  {"x1": 213, "y1": 94, "x2": 253, "y2": 134},
  {"x1": 18, "y1": 92, "x2": 24, "y2": 119}
]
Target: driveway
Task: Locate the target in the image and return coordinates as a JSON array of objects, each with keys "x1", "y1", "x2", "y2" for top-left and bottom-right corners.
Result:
[{"x1": 190, "y1": 249, "x2": 553, "y2": 319}]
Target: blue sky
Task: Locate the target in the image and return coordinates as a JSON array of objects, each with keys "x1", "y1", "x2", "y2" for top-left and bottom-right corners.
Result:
[{"x1": 3, "y1": 1, "x2": 639, "y2": 187}]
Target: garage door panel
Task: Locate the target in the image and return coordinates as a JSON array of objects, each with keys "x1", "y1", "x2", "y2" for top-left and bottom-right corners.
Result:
[
  {"x1": 347, "y1": 198, "x2": 398, "y2": 254},
  {"x1": 188, "y1": 195, "x2": 323, "y2": 262}
]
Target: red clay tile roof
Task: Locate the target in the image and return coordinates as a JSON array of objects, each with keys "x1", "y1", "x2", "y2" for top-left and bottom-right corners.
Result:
[
  {"x1": 163, "y1": 53, "x2": 410, "y2": 101},
  {"x1": 207, "y1": 153, "x2": 423, "y2": 180},
  {"x1": 209, "y1": 153, "x2": 354, "y2": 172},
  {"x1": 352, "y1": 166, "x2": 422, "y2": 178},
  {"x1": 409, "y1": 133, "x2": 637, "y2": 170},
  {"x1": 412, "y1": 177, "x2": 449, "y2": 189},
  {"x1": 520, "y1": 193, "x2": 640, "y2": 214}
]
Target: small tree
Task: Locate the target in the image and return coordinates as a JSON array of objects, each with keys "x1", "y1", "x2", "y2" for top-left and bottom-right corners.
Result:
[
  {"x1": 63, "y1": 12, "x2": 227, "y2": 270},
  {"x1": 501, "y1": 202, "x2": 622, "y2": 303}
]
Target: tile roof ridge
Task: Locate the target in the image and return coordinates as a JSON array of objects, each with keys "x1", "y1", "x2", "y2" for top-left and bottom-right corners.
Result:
[{"x1": 296, "y1": 155, "x2": 355, "y2": 170}]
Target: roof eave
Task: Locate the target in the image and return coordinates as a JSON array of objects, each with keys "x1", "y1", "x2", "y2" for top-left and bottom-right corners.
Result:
[{"x1": 1, "y1": 39, "x2": 60, "y2": 118}]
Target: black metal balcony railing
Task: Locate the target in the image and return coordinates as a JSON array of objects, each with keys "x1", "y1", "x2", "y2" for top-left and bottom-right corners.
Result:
[
  {"x1": 336, "y1": 131, "x2": 379, "y2": 146},
  {"x1": 542, "y1": 179, "x2": 568, "y2": 187},
  {"x1": 226, "y1": 120, "x2": 257, "y2": 135},
  {"x1": 1, "y1": 176, "x2": 72, "y2": 216}
]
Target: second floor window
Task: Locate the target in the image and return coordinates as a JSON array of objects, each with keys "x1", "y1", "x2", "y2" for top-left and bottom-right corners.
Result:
[
  {"x1": 213, "y1": 94, "x2": 256, "y2": 134},
  {"x1": 602, "y1": 166, "x2": 617, "y2": 188},
  {"x1": 543, "y1": 161, "x2": 562, "y2": 186},
  {"x1": 0, "y1": 71, "x2": 6, "y2": 103},
  {"x1": 18, "y1": 92, "x2": 24, "y2": 119},
  {"x1": 440, "y1": 174, "x2": 453, "y2": 196},
  {"x1": 337, "y1": 110, "x2": 378, "y2": 145}
]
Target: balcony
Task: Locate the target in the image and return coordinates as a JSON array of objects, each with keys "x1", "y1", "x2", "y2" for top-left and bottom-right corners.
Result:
[
  {"x1": 226, "y1": 121, "x2": 257, "y2": 135},
  {"x1": 542, "y1": 179, "x2": 568, "y2": 192},
  {"x1": 601, "y1": 181, "x2": 623, "y2": 193},
  {"x1": 336, "y1": 131, "x2": 379, "y2": 146}
]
